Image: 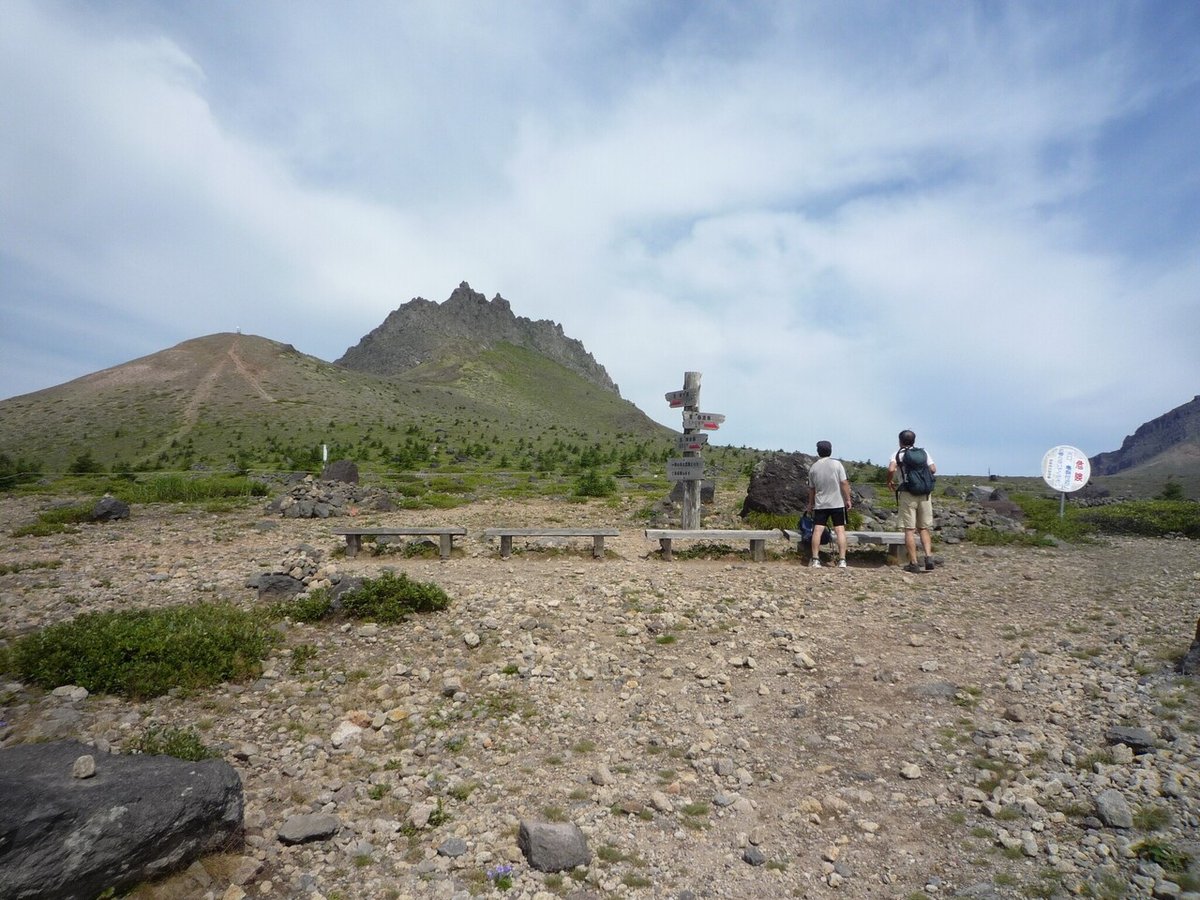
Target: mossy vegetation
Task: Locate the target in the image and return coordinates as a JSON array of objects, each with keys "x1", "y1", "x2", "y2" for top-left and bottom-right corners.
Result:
[{"x1": 4, "y1": 602, "x2": 278, "y2": 699}]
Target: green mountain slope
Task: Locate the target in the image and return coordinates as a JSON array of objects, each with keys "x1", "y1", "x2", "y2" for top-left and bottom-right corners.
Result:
[{"x1": 0, "y1": 333, "x2": 676, "y2": 476}]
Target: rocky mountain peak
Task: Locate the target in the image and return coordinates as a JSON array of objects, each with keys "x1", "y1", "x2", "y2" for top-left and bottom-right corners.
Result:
[
  {"x1": 1090, "y1": 394, "x2": 1200, "y2": 475},
  {"x1": 335, "y1": 283, "x2": 618, "y2": 394}
]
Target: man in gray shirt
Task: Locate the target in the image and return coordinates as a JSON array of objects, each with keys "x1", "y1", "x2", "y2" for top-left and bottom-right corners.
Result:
[{"x1": 806, "y1": 440, "x2": 853, "y2": 568}]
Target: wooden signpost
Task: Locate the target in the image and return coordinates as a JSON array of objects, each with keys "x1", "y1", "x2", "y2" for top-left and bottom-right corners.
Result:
[{"x1": 665, "y1": 371, "x2": 724, "y2": 529}]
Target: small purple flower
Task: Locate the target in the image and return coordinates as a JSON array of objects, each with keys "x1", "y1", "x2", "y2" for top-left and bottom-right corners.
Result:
[{"x1": 487, "y1": 863, "x2": 515, "y2": 889}]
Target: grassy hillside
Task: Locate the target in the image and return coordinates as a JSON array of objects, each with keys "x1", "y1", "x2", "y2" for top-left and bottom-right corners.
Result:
[{"x1": 0, "y1": 333, "x2": 773, "y2": 488}]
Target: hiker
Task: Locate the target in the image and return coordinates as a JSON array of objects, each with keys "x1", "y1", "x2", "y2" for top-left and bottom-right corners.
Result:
[
  {"x1": 887, "y1": 429, "x2": 937, "y2": 572},
  {"x1": 806, "y1": 440, "x2": 852, "y2": 569}
]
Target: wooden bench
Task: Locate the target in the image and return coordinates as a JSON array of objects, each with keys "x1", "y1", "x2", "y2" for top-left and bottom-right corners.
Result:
[
  {"x1": 481, "y1": 527, "x2": 620, "y2": 559},
  {"x1": 782, "y1": 529, "x2": 907, "y2": 561},
  {"x1": 332, "y1": 527, "x2": 467, "y2": 560},
  {"x1": 645, "y1": 529, "x2": 785, "y2": 562}
]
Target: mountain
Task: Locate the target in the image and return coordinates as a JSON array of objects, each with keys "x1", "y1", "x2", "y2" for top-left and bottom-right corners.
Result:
[
  {"x1": 1090, "y1": 395, "x2": 1200, "y2": 476},
  {"x1": 0, "y1": 293, "x2": 674, "y2": 475},
  {"x1": 337, "y1": 282, "x2": 619, "y2": 394}
]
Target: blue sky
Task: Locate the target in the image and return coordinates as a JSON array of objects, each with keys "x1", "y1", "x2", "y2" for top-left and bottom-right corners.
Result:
[{"x1": 2, "y1": 1, "x2": 1198, "y2": 475}]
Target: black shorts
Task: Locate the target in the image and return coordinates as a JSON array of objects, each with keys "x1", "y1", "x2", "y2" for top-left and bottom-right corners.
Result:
[{"x1": 813, "y1": 507, "x2": 847, "y2": 527}]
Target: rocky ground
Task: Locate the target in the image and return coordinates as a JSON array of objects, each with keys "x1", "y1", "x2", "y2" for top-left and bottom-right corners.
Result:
[{"x1": 2, "y1": 490, "x2": 1199, "y2": 900}]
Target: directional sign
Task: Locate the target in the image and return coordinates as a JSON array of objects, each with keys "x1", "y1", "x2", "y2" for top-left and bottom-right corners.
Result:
[
  {"x1": 666, "y1": 457, "x2": 705, "y2": 481},
  {"x1": 676, "y1": 432, "x2": 709, "y2": 452},
  {"x1": 665, "y1": 389, "x2": 699, "y2": 409},
  {"x1": 1041, "y1": 445, "x2": 1091, "y2": 493},
  {"x1": 682, "y1": 411, "x2": 725, "y2": 430}
]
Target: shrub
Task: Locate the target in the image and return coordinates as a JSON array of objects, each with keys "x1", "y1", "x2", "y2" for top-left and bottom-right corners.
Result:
[
  {"x1": 1075, "y1": 500, "x2": 1200, "y2": 538},
  {"x1": 340, "y1": 571, "x2": 451, "y2": 623},
  {"x1": 8, "y1": 602, "x2": 278, "y2": 699},
  {"x1": 574, "y1": 469, "x2": 617, "y2": 498},
  {"x1": 272, "y1": 588, "x2": 333, "y2": 623},
  {"x1": 0, "y1": 452, "x2": 42, "y2": 489},
  {"x1": 1157, "y1": 479, "x2": 1185, "y2": 501},
  {"x1": 129, "y1": 725, "x2": 218, "y2": 761},
  {"x1": 68, "y1": 450, "x2": 105, "y2": 475}
]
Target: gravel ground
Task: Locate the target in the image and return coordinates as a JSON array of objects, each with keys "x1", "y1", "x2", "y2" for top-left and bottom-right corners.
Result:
[{"x1": 2, "y1": 492, "x2": 1199, "y2": 900}]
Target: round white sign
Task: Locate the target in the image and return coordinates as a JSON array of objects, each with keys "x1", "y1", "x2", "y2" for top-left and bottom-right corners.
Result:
[{"x1": 1042, "y1": 445, "x2": 1091, "y2": 493}]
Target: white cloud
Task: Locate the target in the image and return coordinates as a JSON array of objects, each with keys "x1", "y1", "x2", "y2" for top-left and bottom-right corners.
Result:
[{"x1": 1, "y1": 0, "x2": 1198, "y2": 475}]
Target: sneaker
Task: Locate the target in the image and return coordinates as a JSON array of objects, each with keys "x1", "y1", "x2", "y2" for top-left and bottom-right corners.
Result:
[
  {"x1": 809, "y1": 559, "x2": 822, "y2": 568},
  {"x1": 903, "y1": 563, "x2": 921, "y2": 573},
  {"x1": 924, "y1": 558, "x2": 934, "y2": 571},
  {"x1": 837, "y1": 558, "x2": 847, "y2": 568}
]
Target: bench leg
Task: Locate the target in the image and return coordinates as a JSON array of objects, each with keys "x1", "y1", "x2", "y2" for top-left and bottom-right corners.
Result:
[
  {"x1": 345, "y1": 535, "x2": 361, "y2": 558},
  {"x1": 439, "y1": 534, "x2": 453, "y2": 560},
  {"x1": 750, "y1": 539, "x2": 766, "y2": 562},
  {"x1": 592, "y1": 536, "x2": 605, "y2": 559},
  {"x1": 500, "y1": 535, "x2": 513, "y2": 559},
  {"x1": 659, "y1": 538, "x2": 673, "y2": 562}
]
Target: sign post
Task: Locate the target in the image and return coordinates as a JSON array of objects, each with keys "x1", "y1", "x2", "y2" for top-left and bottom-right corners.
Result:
[
  {"x1": 679, "y1": 372, "x2": 703, "y2": 528},
  {"x1": 664, "y1": 371, "x2": 726, "y2": 529},
  {"x1": 1041, "y1": 444, "x2": 1091, "y2": 518}
]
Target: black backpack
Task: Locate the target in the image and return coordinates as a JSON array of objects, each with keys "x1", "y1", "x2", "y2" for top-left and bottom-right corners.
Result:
[{"x1": 897, "y1": 447, "x2": 936, "y2": 495}]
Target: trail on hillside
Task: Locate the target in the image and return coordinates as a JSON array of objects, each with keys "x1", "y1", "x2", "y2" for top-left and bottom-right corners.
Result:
[{"x1": 146, "y1": 334, "x2": 273, "y2": 465}]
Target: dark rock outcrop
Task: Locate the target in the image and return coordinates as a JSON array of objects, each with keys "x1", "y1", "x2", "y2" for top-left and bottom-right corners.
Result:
[
  {"x1": 0, "y1": 740, "x2": 243, "y2": 900},
  {"x1": 91, "y1": 496, "x2": 130, "y2": 521},
  {"x1": 1090, "y1": 394, "x2": 1200, "y2": 475},
  {"x1": 740, "y1": 452, "x2": 813, "y2": 517},
  {"x1": 320, "y1": 459, "x2": 359, "y2": 484},
  {"x1": 336, "y1": 282, "x2": 619, "y2": 394}
]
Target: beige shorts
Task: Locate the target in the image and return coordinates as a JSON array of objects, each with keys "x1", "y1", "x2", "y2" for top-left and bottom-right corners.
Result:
[{"x1": 898, "y1": 491, "x2": 933, "y2": 531}]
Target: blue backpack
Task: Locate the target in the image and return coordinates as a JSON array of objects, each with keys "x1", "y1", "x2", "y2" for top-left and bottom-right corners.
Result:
[{"x1": 897, "y1": 447, "x2": 936, "y2": 495}]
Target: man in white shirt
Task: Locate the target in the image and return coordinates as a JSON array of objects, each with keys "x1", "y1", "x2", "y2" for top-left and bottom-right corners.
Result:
[{"x1": 806, "y1": 440, "x2": 852, "y2": 569}]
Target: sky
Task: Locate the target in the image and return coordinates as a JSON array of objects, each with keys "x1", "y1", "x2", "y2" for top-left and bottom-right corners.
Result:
[{"x1": 2, "y1": 0, "x2": 1199, "y2": 476}]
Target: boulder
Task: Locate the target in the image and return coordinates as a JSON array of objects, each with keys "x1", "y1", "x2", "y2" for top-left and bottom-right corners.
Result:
[
  {"x1": 254, "y1": 574, "x2": 304, "y2": 603},
  {"x1": 91, "y1": 496, "x2": 130, "y2": 521},
  {"x1": 740, "y1": 453, "x2": 811, "y2": 517},
  {"x1": 321, "y1": 459, "x2": 359, "y2": 483},
  {"x1": 0, "y1": 740, "x2": 243, "y2": 900},
  {"x1": 517, "y1": 820, "x2": 590, "y2": 872}
]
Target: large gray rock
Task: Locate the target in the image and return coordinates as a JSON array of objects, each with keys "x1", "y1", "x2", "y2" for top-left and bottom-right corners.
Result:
[
  {"x1": 740, "y1": 452, "x2": 812, "y2": 517},
  {"x1": 1094, "y1": 788, "x2": 1133, "y2": 829},
  {"x1": 517, "y1": 820, "x2": 590, "y2": 872},
  {"x1": 276, "y1": 813, "x2": 340, "y2": 845},
  {"x1": 254, "y1": 573, "x2": 304, "y2": 602},
  {"x1": 0, "y1": 740, "x2": 243, "y2": 900},
  {"x1": 320, "y1": 459, "x2": 359, "y2": 483},
  {"x1": 91, "y1": 496, "x2": 130, "y2": 521}
]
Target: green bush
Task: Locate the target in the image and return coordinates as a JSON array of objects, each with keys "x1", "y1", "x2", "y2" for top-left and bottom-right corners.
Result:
[
  {"x1": 1074, "y1": 500, "x2": 1200, "y2": 538},
  {"x1": 272, "y1": 588, "x2": 333, "y2": 623},
  {"x1": 574, "y1": 469, "x2": 617, "y2": 498},
  {"x1": 129, "y1": 725, "x2": 218, "y2": 761},
  {"x1": 1157, "y1": 479, "x2": 1185, "y2": 501},
  {"x1": 340, "y1": 571, "x2": 451, "y2": 623},
  {"x1": 1009, "y1": 494, "x2": 1096, "y2": 542},
  {"x1": 7, "y1": 602, "x2": 278, "y2": 699},
  {"x1": 0, "y1": 452, "x2": 42, "y2": 489},
  {"x1": 68, "y1": 450, "x2": 105, "y2": 475}
]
